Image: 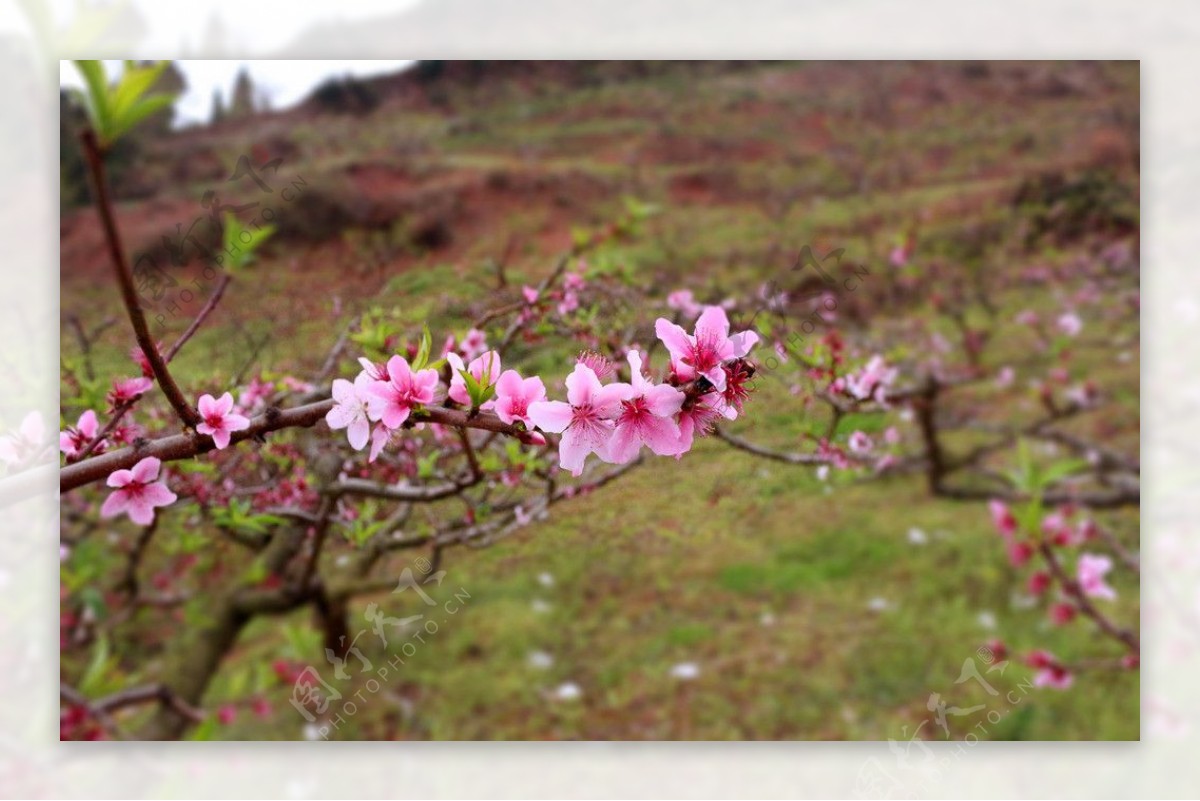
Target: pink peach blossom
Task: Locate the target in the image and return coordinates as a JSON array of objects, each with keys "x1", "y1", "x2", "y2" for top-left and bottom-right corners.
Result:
[
  {"x1": 107, "y1": 376, "x2": 153, "y2": 409},
  {"x1": 667, "y1": 289, "x2": 701, "y2": 317},
  {"x1": 366, "y1": 356, "x2": 439, "y2": 429},
  {"x1": 563, "y1": 270, "x2": 586, "y2": 291},
  {"x1": 848, "y1": 430, "x2": 873, "y2": 454},
  {"x1": 0, "y1": 410, "x2": 48, "y2": 468},
  {"x1": 989, "y1": 499, "x2": 1018, "y2": 539},
  {"x1": 196, "y1": 392, "x2": 251, "y2": 450},
  {"x1": 675, "y1": 394, "x2": 723, "y2": 455},
  {"x1": 655, "y1": 306, "x2": 759, "y2": 392},
  {"x1": 844, "y1": 355, "x2": 897, "y2": 402},
  {"x1": 239, "y1": 376, "x2": 274, "y2": 411},
  {"x1": 100, "y1": 456, "x2": 177, "y2": 525},
  {"x1": 60, "y1": 410, "x2": 102, "y2": 458},
  {"x1": 1007, "y1": 540, "x2": 1035, "y2": 568},
  {"x1": 527, "y1": 364, "x2": 631, "y2": 476},
  {"x1": 606, "y1": 351, "x2": 685, "y2": 464},
  {"x1": 1015, "y1": 309, "x2": 1039, "y2": 327},
  {"x1": 326, "y1": 374, "x2": 374, "y2": 450},
  {"x1": 494, "y1": 370, "x2": 547, "y2": 427},
  {"x1": 1028, "y1": 571, "x2": 1051, "y2": 595},
  {"x1": 1057, "y1": 311, "x2": 1083, "y2": 337},
  {"x1": 1077, "y1": 553, "x2": 1117, "y2": 601},
  {"x1": 461, "y1": 328, "x2": 488, "y2": 360},
  {"x1": 557, "y1": 291, "x2": 579, "y2": 316},
  {"x1": 1031, "y1": 660, "x2": 1073, "y2": 690},
  {"x1": 1049, "y1": 602, "x2": 1077, "y2": 625}
]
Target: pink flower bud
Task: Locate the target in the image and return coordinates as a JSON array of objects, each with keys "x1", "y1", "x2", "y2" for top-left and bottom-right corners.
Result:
[
  {"x1": 1007, "y1": 540, "x2": 1035, "y2": 568},
  {"x1": 1027, "y1": 570, "x2": 1051, "y2": 595},
  {"x1": 1049, "y1": 602, "x2": 1077, "y2": 625}
]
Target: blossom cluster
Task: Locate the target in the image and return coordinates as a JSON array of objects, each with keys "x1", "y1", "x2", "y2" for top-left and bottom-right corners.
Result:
[
  {"x1": 326, "y1": 306, "x2": 761, "y2": 476},
  {"x1": 987, "y1": 499, "x2": 1127, "y2": 690}
]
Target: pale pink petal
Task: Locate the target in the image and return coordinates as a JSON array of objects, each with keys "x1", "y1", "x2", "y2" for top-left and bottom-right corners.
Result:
[
  {"x1": 729, "y1": 330, "x2": 760, "y2": 358},
  {"x1": 702, "y1": 366, "x2": 727, "y2": 393},
  {"x1": 140, "y1": 482, "x2": 177, "y2": 509},
  {"x1": 494, "y1": 398, "x2": 517, "y2": 425},
  {"x1": 605, "y1": 422, "x2": 642, "y2": 464},
  {"x1": 559, "y1": 420, "x2": 612, "y2": 475},
  {"x1": 353, "y1": 372, "x2": 376, "y2": 395},
  {"x1": 496, "y1": 369, "x2": 524, "y2": 398},
  {"x1": 347, "y1": 418, "x2": 370, "y2": 450},
  {"x1": 676, "y1": 415, "x2": 696, "y2": 455},
  {"x1": 644, "y1": 384, "x2": 685, "y2": 417},
  {"x1": 130, "y1": 457, "x2": 161, "y2": 483},
  {"x1": 626, "y1": 351, "x2": 649, "y2": 392},
  {"x1": 331, "y1": 378, "x2": 355, "y2": 404},
  {"x1": 522, "y1": 376, "x2": 547, "y2": 403},
  {"x1": 78, "y1": 410, "x2": 99, "y2": 438},
  {"x1": 654, "y1": 319, "x2": 692, "y2": 360},
  {"x1": 197, "y1": 394, "x2": 217, "y2": 417},
  {"x1": 473, "y1": 351, "x2": 502, "y2": 383},
  {"x1": 106, "y1": 468, "x2": 134, "y2": 488},
  {"x1": 126, "y1": 495, "x2": 157, "y2": 526},
  {"x1": 593, "y1": 382, "x2": 634, "y2": 417},
  {"x1": 527, "y1": 401, "x2": 573, "y2": 434},
  {"x1": 412, "y1": 369, "x2": 440, "y2": 403},
  {"x1": 369, "y1": 424, "x2": 389, "y2": 462},
  {"x1": 565, "y1": 364, "x2": 603, "y2": 407},
  {"x1": 100, "y1": 489, "x2": 129, "y2": 518},
  {"x1": 226, "y1": 413, "x2": 251, "y2": 433},
  {"x1": 639, "y1": 415, "x2": 683, "y2": 456},
  {"x1": 215, "y1": 392, "x2": 235, "y2": 416},
  {"x1": 386, "y1": 356, "x2": 414, "y2": 386},
  {"x1": 19, "y1": 411, "x2": 44, "y2": 443},
  {"x1": 380, "y1": 403, "x2": 410, "y2": 430},
  {"x1": 212, "y1": 427, "x2": 232, "y2": 449},
  {"x1": 695, "y1": 305, "x2": 730, "y2": 340},
  {"x1": 326, "y1": 405, "x2": 354, "y2": 429}
]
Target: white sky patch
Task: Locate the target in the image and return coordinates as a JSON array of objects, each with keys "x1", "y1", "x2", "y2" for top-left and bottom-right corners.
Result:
[{"x1": 59, "y1": 59, "x2": 413, "y2": 126}]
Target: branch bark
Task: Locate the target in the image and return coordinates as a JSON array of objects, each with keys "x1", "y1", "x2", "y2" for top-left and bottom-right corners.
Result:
[{"x1": 80, "y1": 128, "x2": 200, "y2": 428}]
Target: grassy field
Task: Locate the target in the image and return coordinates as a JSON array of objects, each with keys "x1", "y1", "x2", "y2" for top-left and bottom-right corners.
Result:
[{"x1": 60, "y1": 61, "x2": 1140, "y2": 740}]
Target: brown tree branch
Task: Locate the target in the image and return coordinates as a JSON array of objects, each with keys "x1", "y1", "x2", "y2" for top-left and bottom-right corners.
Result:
[
  {"x1": 60, "y1": 401, "x2": 530, "y2": 493},
  {"x1": 80, "y1": 128, "x2": 200, "y2": 429}
]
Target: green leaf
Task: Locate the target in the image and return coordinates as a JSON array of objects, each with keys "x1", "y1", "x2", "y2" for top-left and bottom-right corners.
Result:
[
  {"x1": 74, "y1": 60, "x2": 178, "y2": 148},
  {"x1": 1041, "y1": 458, "x2": 1087, "y2": 487},
  {"x1": 412, "y1": 325, "x2": 432, "y2": 371},
  {"x1": 78, "y1": 634, "x2": 113, "y2": 696},
  {"x1": 186, "y1": 715, "x2": 219, "y2": 741}
]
